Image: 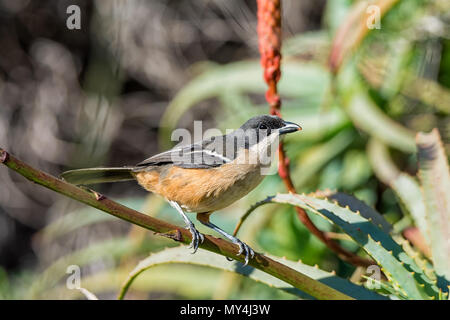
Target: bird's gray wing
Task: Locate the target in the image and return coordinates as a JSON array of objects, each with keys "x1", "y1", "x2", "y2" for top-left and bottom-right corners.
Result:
[{"x1": 134, "y1": 136, "x2": 233, "y2": 169}]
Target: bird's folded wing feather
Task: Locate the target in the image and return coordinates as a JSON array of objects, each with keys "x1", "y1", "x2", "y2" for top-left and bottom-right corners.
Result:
[{"x1": 134, "y1": 136, "x2": 233, "y2": 169}]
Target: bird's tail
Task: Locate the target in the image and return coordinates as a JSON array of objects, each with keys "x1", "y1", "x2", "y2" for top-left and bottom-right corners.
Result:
[{"x1": 60, "y1": 167, "x2": 135, "y2": 185}]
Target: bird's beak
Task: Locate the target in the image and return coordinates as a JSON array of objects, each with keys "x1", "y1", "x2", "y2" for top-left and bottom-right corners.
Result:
[{"x1": 279, "y1": 121, "x2": 302, "y2": 135}]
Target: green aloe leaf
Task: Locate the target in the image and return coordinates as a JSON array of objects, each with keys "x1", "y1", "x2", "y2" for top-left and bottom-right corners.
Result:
[
  {"x1": 282, "y1": 30, "x2": 329, "y2": 57},
  {"x1": 28, "y1": 238, "x2": 138, "y2": 299},
  {"x1": 345, "y1": 92, "x2": 416, "y2": 153},
  {"x1": 324, "y1": 0, "x2": 353, "y2": 35},
  {"x1": 270, "y1": 193, "x2": 439, "y2": 299},
  {"x1": 416, "y1": 129, "x2": 450, "y2": 289},
  {"x1": 158, "y1": 60, "x2": 329, "y2": 149},
  {"x1": 291, "y1": 129, "x2": 355, "y2": 188},
  {"x1": 35, "y1": 197, "x2": 151, "y2": 244},
  {"x1": 311, "y1": 190, "x2": 392, "y2": 234},
  {"x1": 44, "y1": 265, "x2": 234, "y2": 300},
  {"x1": 36, "y1": 207, "x2": 116, "y2": 245},
  {"x1": 118, "y1": 246, "x2": 385, "y2": 300},
  {"x1": 337, "y1": 62, "x2": 416, "y2": 153},
  {"x1": 367, "y1": 138, "x2": 429, "y2": 243},
  {"x1": 218, "y1": 94, "x2": 350, "y2": 143}
]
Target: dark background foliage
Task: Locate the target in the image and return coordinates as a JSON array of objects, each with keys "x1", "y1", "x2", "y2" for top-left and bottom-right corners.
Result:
[{"x1": 0, "y1": 0, "x2": 325, "y2": 275}]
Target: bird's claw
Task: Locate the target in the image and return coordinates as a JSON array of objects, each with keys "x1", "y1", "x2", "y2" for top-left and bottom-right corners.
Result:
[
  {"x1": 234, "y1": 239, "x2": 255, "y2": 266},
  {"x1": 186, "y1": 223, "x2": 204, "y2": 254}
]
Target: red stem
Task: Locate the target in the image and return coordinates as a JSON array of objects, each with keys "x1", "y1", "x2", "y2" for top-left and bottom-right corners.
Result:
[{"x1": 257, "y1": 0, "x2": 373, "y2": 267}]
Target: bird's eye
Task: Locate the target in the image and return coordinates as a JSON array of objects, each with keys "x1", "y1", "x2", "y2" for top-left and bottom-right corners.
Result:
[{"x1": 259, "y1": 123, "x2": 267, "y2": 130}]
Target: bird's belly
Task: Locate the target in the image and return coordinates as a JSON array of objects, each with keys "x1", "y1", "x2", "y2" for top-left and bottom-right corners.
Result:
[
  {"x1": 135, "y1": 163, "x2": 264, "y2": 213},
  {"x1": 184, "y1": 168, "x2": 264, "y2": 212}
]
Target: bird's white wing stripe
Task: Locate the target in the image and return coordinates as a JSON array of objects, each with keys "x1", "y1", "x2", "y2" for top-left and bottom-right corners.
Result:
[{"x1": 189, "y1": 150, "x2": 232, "y2": 163}]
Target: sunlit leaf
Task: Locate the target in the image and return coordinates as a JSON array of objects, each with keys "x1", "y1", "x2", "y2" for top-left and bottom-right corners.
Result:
[
  {"x1": 416, "y1": 129, "x2": 450, "y2": 288},
  {"x1": 118, "y1": 247, "x2": 385, "y2": 300},
  {"x1": 271, "y1": 193, "x2": 439, "y2": 299}
]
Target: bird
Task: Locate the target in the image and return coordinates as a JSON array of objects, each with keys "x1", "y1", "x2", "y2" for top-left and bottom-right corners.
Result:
[{"x1": 61, "y1": 115, "x2": 302, "y2": 265}]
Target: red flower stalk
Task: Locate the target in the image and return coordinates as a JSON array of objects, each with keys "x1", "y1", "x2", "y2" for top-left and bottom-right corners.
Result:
[
  {"x1": 256, "y1": 0, "x2": 373, "y2": 267},
  {"x1": 257, "y1": 0, "x2": 282, "y2": 115}
]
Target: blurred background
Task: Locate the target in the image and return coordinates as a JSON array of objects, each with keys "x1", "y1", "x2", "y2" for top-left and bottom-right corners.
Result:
[{"x1": 0, "y1": 0, "x2": 448, "y2": 299}]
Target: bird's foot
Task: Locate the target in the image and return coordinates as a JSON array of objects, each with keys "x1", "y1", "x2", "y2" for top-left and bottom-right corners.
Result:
[
  {"x1": 186, "y1": 222, "x2": 204, "y2": 254},
  {"x1": 229, "y1": 238, "x2": 255, "y2": 266}
]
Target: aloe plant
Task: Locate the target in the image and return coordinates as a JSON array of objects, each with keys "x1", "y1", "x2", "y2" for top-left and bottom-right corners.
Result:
[
  {"x1": 110, "y1": 128, "x2": 448, "y2": 300},
  {"x1": 1, "y1": 0, "x2": 449, "y2": 301},
  {"x1": 416, "y1": 130, "x2": 450, "y2": 291},
  {"x1": 118, "y1": 247, "x2": 385, "y2": 300},
  {"x1": 115, "y1": 127, "x2": 449, "y2": 299}
]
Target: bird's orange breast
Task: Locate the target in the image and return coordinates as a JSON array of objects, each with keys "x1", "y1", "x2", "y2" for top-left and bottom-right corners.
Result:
[{"x1": 133, "y1": 151, "x2": 264, "y2": 213}]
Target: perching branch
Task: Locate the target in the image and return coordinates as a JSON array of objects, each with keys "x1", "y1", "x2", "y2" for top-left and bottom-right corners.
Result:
[{"x1": 0, "y1": 147, "x2": 352, "y2": 300}]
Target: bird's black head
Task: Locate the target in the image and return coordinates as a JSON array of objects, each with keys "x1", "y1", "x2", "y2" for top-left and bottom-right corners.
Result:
[
  {"x1": 204, "y1": 115, "x2": 302, "y2": 163},
  {"x1": 240, "y1": 115, "x2": 302, "y2": 136}
]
